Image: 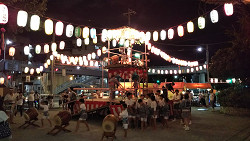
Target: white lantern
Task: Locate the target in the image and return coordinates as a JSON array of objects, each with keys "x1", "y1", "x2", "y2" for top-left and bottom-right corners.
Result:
[
  {"x1": 224, "y1": 3, "x2": 233, "y2": 16},
  {"x1": 165, "y1": 70, "x2": 168, "y2": 74},
  {"x1": 17, "y1": 10, "x2": 28, "y2": 27},
  {"x1": 210, "y1": 10, "x2": 219, "y2": 23},
  {"x1": 198, "y1": 17, "x2": 205, "y2": 29},
  {"x1": 87, "y1": 54, "x2": 91, "y2": 60},
  {"x1": 168, "y1": 28, "x2": 174, "y2": 39},
  {"x1": 82, "y1": 27, "x2": 89, "y2": 38},
  {"x1": 92, "y1": 52, "x2": 96, "y2": 59},
  {"x1": 76, "y1": 38, "x2": 82, "y2": 47},
  {"x1": 199, "y1": 66, "x2": 203, "y2": 70},
  {"x1": 84, "y1": 38, "x2": 89, "y2": 45},
  {"x1": 35, "y1": 45, "x2": 41, "y2": 54},
  {"x1": 30, "y1": 15, "x2": 40, "y2": 31},
  {"x1": 119, "y1": 38, "x2": 125, "y2": 46},
  {"x1": 97, "y1": 49, "x2": 101, "y2": 56},
  {"x1": 24, "y1": 46, "x2": 30, "y2": 55},
  {"x1": 187, "y1": 21, "x2": 194, "y2": 33},
  {"x1": 187, "y1": 69, "x2": 190, "y2": 73},
  {"x1": 153, "y1": 31, "x2": 158, "y2": 41},
  {"x1": 93, "y1": 38, "x2": 97, "y2": 44},
  {"x1": 0, "y1": 77, "x2": 4, "y2": 84},
  {"x1": 55, "y1": 21, "x2": 64, "y2": 36},
  {"x1": 146, "y1": 31, "x2": 151, "y2": 41},
  {"x1": 147, "y1": 43, "x2": 152, "y2": 50},
  {"x1": 66, "y1": 24, "x2": 74, "y2": 37},
  {"x1": 83, "y1": 56, "x2": 87, "y2": 61},
  {"x1": 36, "y1": 68, "x2": 40, "y2": 74},
  {"x1": 59, "y1": 41, "x2": 65, "y2": 50},
  {"x1": 102, "y1": 46, "x2": 107, "y2": 54},
  {"x1": 50, "y1": 55, "x2": 54, "y2": 60},
  {"x1": 51, "y1": 42, "x2": 57, "y2": 52},
  {"x1": 124, "y1": 40, "x2": 129, "y2": 47},
  {"x1": 44, "y1": 44, "x2": 49, "y2": 53},
  {"x1": 178, "y1": 70, "x2": 182, "y2": 74},
  {"x1": 170, "y1": 70, "x2": 173, "y2": 74},
  {"x1": 44, "y1": 19, "x2": 53, "y2": 35},
  {"x1": 177, "y1": 25, "x2": 184, "y2": 37},
  {"x1": 112, "y1": 39, "x2": 117, "y2": 47},
  {"x1": 0, "y1": 4, "x2": 8, "y2": 24},
  {"x1": 47, "y1": 59, "x2": 51, "y2": 65},
  {"x1": 152, "y1": 69, "x2": 155, "y2": 73},
  {"x1": 40, "y1": 66, "x2": 44, "y2": 72},
  {"x1": 101, "y1": 29, "x2": 108, "y2": 42},
  {"x1": 160, "y1": 30, "x2": 166, "y2": 40},
  {"x1": 9, "y1": 47, "x2": 15, "y2": 56},
  {"x1": 24, "y1": 67, "x2": 29, "y2": 73},
  {"x1": 90, "y1": 28, "x2": 96, "y2": 39},
  {"x1": 30, "y1": 68, "x2": 34, "y2": 75},
  {"x1": 94, "y1": 61, "x2": 98, "y2": 67},
  {"x1": 90, "y1": 61, "x2": 94, "y2": 66},
  {"x1": 84, "y1": 61, "x2": 88, "y2": 66},
  {"x1": 196, "y1": 67, "x2": 199, "y2": 71},
  {"x1": 44, "y1": 63, "x2": 48, "y2": 68}
]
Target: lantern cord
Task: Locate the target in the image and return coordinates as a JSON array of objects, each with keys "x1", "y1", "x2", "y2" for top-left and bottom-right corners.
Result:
[{"x1": 152, "y1": 41, "x2": 231, "y2": 47}]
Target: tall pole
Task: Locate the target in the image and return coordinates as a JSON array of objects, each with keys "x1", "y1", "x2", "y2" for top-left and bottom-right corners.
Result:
[
  {"x1": 51, "y1": 33, "x2": 55, "y2": 94},
  {"x1": 108, "y1": 40, "x2": 110, "y2": 65},
  {"x1": 123, "y1": 9, "x2": 136, "y2": 27},
  {"x1": 206, "y1": 44, "x2": 209, "y2": 83}
]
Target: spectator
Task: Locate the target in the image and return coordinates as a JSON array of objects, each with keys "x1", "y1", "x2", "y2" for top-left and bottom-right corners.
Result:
[
  {"x1": 28, "y1": 91, "x2": 35, "y2": 108},
  {"x1": 4, "y1": 89, "x2": 17, "y2": 124},
  {"x1": 0, "y1": 110, "x2": 11, "y2": 139},
  {"x1": 180, "y1": 94, "x2": 191, "y2": 131},
  {"x1": 34, "y1": 91, "x2": 40, "y2": 109},
  {"x1": 15, "y1": 92, "x2": 25, "y2": 117}
]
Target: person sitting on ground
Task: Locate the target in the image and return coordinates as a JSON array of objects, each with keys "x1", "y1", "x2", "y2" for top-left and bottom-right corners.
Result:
[
  {"x1": 75, "y1": 98, "x2": 90, "y2": 132},
  {"x1": 40, "y1": 101, "x2": 52, "y2": 127},
  {"x1": 119, "y1": 103, "x2": 128, "y2": 137},
  {"x1": 138, "y1": 99, "x2": 149, "y2": 131},
  {"x1": 180, "y1": 94, "x2": 191, "y2": 131}
]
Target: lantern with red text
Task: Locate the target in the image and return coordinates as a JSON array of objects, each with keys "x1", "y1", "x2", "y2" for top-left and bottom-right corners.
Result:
[{"x1": 0, "y1": 4, "x2": 8, "y2": 24}]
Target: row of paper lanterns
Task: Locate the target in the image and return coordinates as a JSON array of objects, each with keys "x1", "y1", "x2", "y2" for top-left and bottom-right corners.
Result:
[
  {"x1": 149, "y1": 65, "x2": 207, "y2": 75},
  {"x1": 147, "y1": 43, "x2": 199, "y2": 67},
  {"x1": 23, "y1": 66, "x2": 44, "y2": 75}
]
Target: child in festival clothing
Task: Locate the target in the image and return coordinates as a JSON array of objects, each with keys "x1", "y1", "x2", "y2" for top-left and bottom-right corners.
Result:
[
  {"x1": 180, "y1": 94, "x2": 191, "y2": 131},
  {"x1": 119, "y1": 104, "x2": 129, "y2": 137},
  {"x1": 160, "y1": 96, "x2": 170, "y2": 128},
  {"x1": 75, "y1": 99, "x2": 90, "y2": 132},
  {"x1": 125, "y1": 92, "x2": 136, "y2": 128},
  {"x1": 138, "y1": 99, "x2": 149, "y2": 131},
  {"x1": 40, "y1": 101, "x2": 52, "y2": 127},
  {"x1": 150, "y1": 95, "x2": 158, "y2": 130}
]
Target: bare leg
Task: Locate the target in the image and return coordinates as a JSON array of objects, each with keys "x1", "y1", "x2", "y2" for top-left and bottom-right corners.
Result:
[
  {"x1": 141, "y1": 121, "x2": 144, "y2": 131},
  {"x1": 75, "y1": 120, "x2": 80, "y2": 132},
  {"x1": 41, "y1": 119, "x2": 44, "y2": 127},
  {"x1": 48, "y1": 119, "x2": 52, "y2": 127},
  {"x1": 124, "y1": 129, "x2": 127, "y2": 137},
  {"x1": 153, "y1": 118, "x2": 156, "y2": 130},
  {"x1": 83, "y1": 121, "x2": 90, "y2": 131}
]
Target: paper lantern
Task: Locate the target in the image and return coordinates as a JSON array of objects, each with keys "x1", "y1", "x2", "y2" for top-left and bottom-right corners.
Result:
[
  {"x1": 24, "y1": 67, "x2": 29, "y2": 73},
  {"x1": 165, "y1": 70, "x2": 168, "y2": 74},
  {"x1": 0, "y1": 77, "x2": 4, "y2": 84},
  {"x1": 198, "y1": 17, "x2": 205, "y2": 29},
  {"x1": 66, "y1": 24, "x2": 74, "y2": 37},
  {"x1": 44, "y1": 44, "x2": 49, "y2": 53},
  {"x1": 59, "y1": 41, "x2": 65, "y2": 50},
  {"x1": 51, "y1": 42, "x2": 57, "y2": 52},
  {"x1": 93, "y1": 38, "x2": 97, "y2": 44},
  {"x1": 24, "y1": 46, "x2": 30, "y2": 55},
  {"x1": 170, "y1": 70, "x2": 173, "y2": 74},
  {"x1": 83, "y1": 56, "x2": 87, "y2": 61},
  {"x1": 84, "y1": 61, "x2": 88, "y2": 66},
  {"x1": 0, "y1": 4, "x2": 8, "y2": 24},
  {"x1": 76, "y1": 38, "x2": 82, "y2": 47},
  {"x1": 44, "y1": 63, "x2": 48, "y2": 68},
  {"x1": 30, "y1": 15, "x2": 40, "y2": 31},
  {"x1": 168, "y1": 28, "x2": 174, "y2": 39},
  {"x1": 44, "y1": 19, "x2": 53, "y2": 35},
  {"x1": 97, "y1": 49, "x2": 101, "y2": 56},
  {"x1": 36, "y1": 68, "x2": 40, "y2": 74},
  {"x1": 119, "y1": 38, "x2": 125, "y2": 46},
  {"x1": 187, "y1": 69, "x2": 190, "y2": 73},
  {"x1": 92, "y1": 52, "x2": 96, "y2": 59},
  {"x1": 112, "y1": 40, "x2": 117, "y2": 47},
  {"x1": 55, "y1": 21, "x2": 64, "y2": 36},
  {"x1": 102, "y1": 46, "x2": 107, "y2": 54},
  {"x1": 75, "y1": 26, "x2": 82, "y2": 38},
  {"x1": 84, "y1": 38, "x2": 89, "y2": 45},
  {"x1": 90, "y1": 61, "x2": 94, "y2": 66},
  {"x1": 152, "y1": 69, "x2": 155, "y2": 73},
  {"x1": 17, "y1": 10, "x2": 28, "y2": 27},
  {"x1": 199, "y1": 66, "x2": 203, "y2": 70},
  {"x1": 82, "y1": 27, "x2": 89, "y2": 38},
  {"x1": 107, "y1": 30, "x2": 113, "y2": 39},
  {"x1": 47, "y1": 59, "x2": 51, "y2": 65},
  {"x1": 87, "y1": 54, "x2": 91, "y2": 60},
  {"x1": 187, "y1": 21, "x2": 194, "y2": 33},
  {"x1": 30, "y1": 68, "x2": 34, "y2": 75},
  {"x1": 153, "y1": 31, "x2": 158, "y2": 41},
  {"x1": 196, "y1": 67, "x2": 199, "y2": 71},
  {"x1": 160, "y1": 30, "x2": 166, "y2": 40},
  {"x1": 210, "y1": 10, "x2": 219, "y2": 23},
  {"x1": 146, "y1": 32, "x2": 151, "y2": 41},
  {"x1": 90, "y1": 28, "x2": 96, "y2": 39},
  {"x1": 124, "y1": 40, "x2": 129, "y2": 47},
  {"x1": 177, "y1": 25, "x2": 184, "y2": 37},
  {"x1": 40, "y1": 66, "x2": 44, "y2": 72},
  {"x1": 178, "y1": 70, "x2": 182, "y2": 74},
  {"x1": 224, "y1": 3, "x2": 233, "y2": 16},
  {"x1": 35, "y1": 45, "x2": 41, "y2": 54},
  {"x1": 50, "y1": 55, "x2": 54, "y2": 60},
  {"x1": 101, "y1": 29, "x2": 108, "y2": 42},
  {"x1": 94, "y1": 61, "x2": 98, "y2": 67},
  {"x1": 9, "y1": 47, "x2": 15, "y2": 56},
  {"x1": 147, "y1": 43, "x2": 152, "y2": 50}
]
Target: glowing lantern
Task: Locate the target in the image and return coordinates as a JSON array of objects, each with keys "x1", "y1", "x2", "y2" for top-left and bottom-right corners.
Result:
[
  {"x1": 199, "y1": 66, "x2": 203, "y2": 70},
  {"x1": 84, "y1": 61, "x2": 88, "y2": 66},
  {"x1": 97, "y1": 49, "x2": 101, "y2": 56},
  {"x1": 24, "y1": 46, "x2": 30, "y2": 55},
  {"x1": 119, "y1": 38, "x2": 125, "y2": 46},
  {"x1": 187, "y1": 21, "x2": 194, "y2": 33},
  {"x1": 191, "y1": 68, "x2": 194, "y2": 72},
  {"x1": 76, "y1": 38, "x2": 82, "y2": 47},
  {"x1": 47, "y1": 59, "x2": 51, "y2": 65},
  {"x1": 35, "y1": 45, "x2": 41, "y2": 54},
  {"x1": 0, "y1": 4, "x2": 8, "y2": 24},
  {"x1": 178, "y1": 70, "x2": 182, "y2": 74},
  {"x1": 196, "y1": 67, "x2": 199, "y2": 71},
  {"x1": 83, "y1": 56, "x2": 87, "y2": 61},
  {"x1": 66, "y1": 24, "x2": 74, "y2": 37},
  {"x1": 9, "y1": 47, "x2": 15, "y2": 56},
  {"x1": 0, "y1": 77, "x2": 4, "y2": 84},
  {"x1": 90, "y1": 61, "x2": 94, "y2": 66},
  {"x1": 124, "y1": 40, "x2": 129, "y2": 47},
  {"x1": 36, "y1": 68, "x2": 40, "y2": 74},
  {"x1": 153, "y1": 31, "x2": 158, "y2": 41},
  {"x1": 87, "y1": 54, "x2": 91, "y2": 60},
  {"x1": 74, "y1": 27, "x2": 82, "y2": 38},
  {"x1": 94, "y1": 61, "x2": 98, "y2": 67},
  {"x1": 84, "y1": 38, "x2": 89, "y2": 45},
  {"x1": 224, "y1": 3, "x2": 233, "y2": 16},
  {"x1": 147, "y1": 43, "x2": 152, "y2": 50},
  {"x1": 146, "y1": 32, "x2": 151, "y2": 41},
  {"x1": 17, "y1": 10, "x2": 28, "y2": 27},
  {"x1": 152, "y1": 69, "x2": 155, "y2": 73},
  {"x1": 50, "y1": 55, "x2": 54, "y2": 60},
  {"x1": 24, "y1": 67, "x2": 29, "y2": 73},
  {"x1": 29, "y1": 68, "x2": 34, "y2": 75},
  {"x1": 168, "y1": 28, "x2": 174, "y2": 39},
  {"x1": 44, "y1": 44, "x2": 49, "y2": 53},
  {"x1": 112, "y1": 40, "x2": 117, "y2": 47},
  {"x1": 44, "y1": 63, "x2": 48, "y2": 68},
  {"x1": 40, "y1": 66, "x2": 43, "y2": 72},
  {"x1": 55, "y1": 21, "x2": 64, "y2": 36},
  {"x1": 198, "y1": 17, "x2": 205, "y2": 29},
  {"x1": 30, "y1": 15, "x2": 40, "y2": 31},
  {"x1": 82, "y1": 27, "x2": 89, "y2": 38},
  {"x1": 210, "y1": 10, "x2": 219, "y2": 23},
  {"x1": 170, "y1": 70, "x2": 173, "y2": 74},
  {"x1": 101, "y1": 29, "x2": 108, "y2": 42},
  {"x1": 177, "y1": 25, "x2": 184, "y2": 37},
  {"x1": 107, "y1": 30, "x2": 113, "y2": 39},
  {"x1": 90, "y1": 28, "x2": 96, "y2": 39},
  {"x1": 44, "y1": 19, "x2": 53, "y2": 35},
  {"x1": 93, "y1": 38, "x2": 97, "y2": 44},
  {"x1": 59, "y1": 41, "x2": 65, "y2": 50},
  {"x1": 160, "y1": 30, "x2": 166, "y2": 40},
  {"x1": 187, "y1": 69, "x2": 190, "y2": 73},
  {"x1": 165, "y1": 70, "x2": 168, "y2": 74},
  {"x1": 51, "y1": 42, "x2": 57, "y2": 52},
  {"x1": 102, "y1": 46, "x2": 107, "y2": 54},
  {"x1": 92, "y1": 52, "x2": 96, "y2": 59}
]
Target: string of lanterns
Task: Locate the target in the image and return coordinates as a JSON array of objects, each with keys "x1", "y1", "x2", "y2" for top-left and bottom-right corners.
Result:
[{"x1": 23, "y1": 66, "x2": 44, "y2": 75}]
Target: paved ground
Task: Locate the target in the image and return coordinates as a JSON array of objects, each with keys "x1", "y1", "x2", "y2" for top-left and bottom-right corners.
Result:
[{"x1": 3, "y1": 107, "x2": 250, "y2": 141}]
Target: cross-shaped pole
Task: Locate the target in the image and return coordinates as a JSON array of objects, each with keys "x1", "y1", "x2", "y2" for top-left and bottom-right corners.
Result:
[{"x1": 123, "y1": 8, "x2": 136, "y2": 26}]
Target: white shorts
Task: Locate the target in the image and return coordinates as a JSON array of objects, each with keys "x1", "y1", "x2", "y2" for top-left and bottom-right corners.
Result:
[
  {"x1": 128, "y1": 115, "x2": 136, "y2": 119},
  {"x1": 42, "y1": 116, "x2": 49, "y2": 119},
  {"x1": 123, "y1": 124, "x2": 128, "y2": 129},
  {"x1": 79, "y1": 118, "x2": 87, "y2": 121},
  {"x1": 151, "y1": 115, "x2": 158, "y2": 119},
  {"x1": 140, "y1": 118, "x2": 147, "y2": 122},
  {"x1": 164, "y1": 116, "x2": 169, "y2": 120}
]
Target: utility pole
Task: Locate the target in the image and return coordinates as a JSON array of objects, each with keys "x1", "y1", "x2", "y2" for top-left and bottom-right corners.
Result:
[
  {"x1": 123, "y1": 8, "x2": 136, "y2": 26},
  {"x1": 51, "y1": 33, "x2": 55, "y2": 94},
  {"x1": 206, "y1": 44, "x2": 209, "y2": 83}
]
